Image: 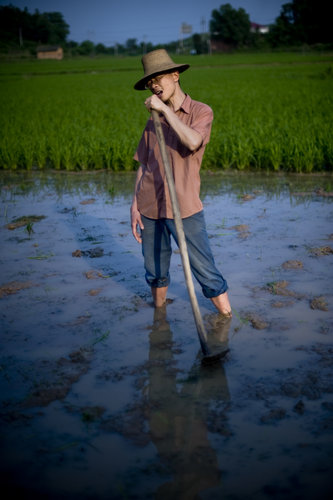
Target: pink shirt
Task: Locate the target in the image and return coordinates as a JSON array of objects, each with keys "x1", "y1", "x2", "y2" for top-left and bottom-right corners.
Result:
[{"x1": 134, "y1": 94, "x2": 213, "y2": 219}]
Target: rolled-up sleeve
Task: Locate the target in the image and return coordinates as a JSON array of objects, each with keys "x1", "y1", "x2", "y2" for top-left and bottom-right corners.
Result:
[{"x1": 190, "y1": 104, "x2": 213, "y2": 147}]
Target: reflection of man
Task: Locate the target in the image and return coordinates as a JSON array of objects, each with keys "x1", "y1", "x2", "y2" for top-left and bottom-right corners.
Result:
[
  {"x1": 147, "y1": 306, "x2": 231, "y2": 498},
  {"x1": 131, "y1": 49, "x2": 231, "y2": 317}
]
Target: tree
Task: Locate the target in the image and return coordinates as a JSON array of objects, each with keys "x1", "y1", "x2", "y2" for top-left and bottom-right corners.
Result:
[
  {"x1": 192, "y1": 33, "x2": 204, "y2": 54},
  {"x1": 78, "y1": 40, "x2": 95, "y2": 55},
  {"x1": 0, "y1": 5, "x2": 69, "y2": 48},
  {"x1": 267, "y1": 4, "x2": 296, "y2": 47},
  {"x1": 42, "y1": 12, "x2": 69, "y2": 44},
  {"x1": 268, "y1": 0, "x2": 332, "y2": 47},
  {"x1": 125, "y1": 38, "x2": 138, "y2": 55},
  {"x1": 95, "y1": 43, "x2": 108, "y2": 54},
  {"x1": 209, "y1": 3, "x2": 251, "y2": 48}
]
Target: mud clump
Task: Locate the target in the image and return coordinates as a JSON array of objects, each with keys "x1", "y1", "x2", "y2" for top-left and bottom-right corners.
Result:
[
  {"x1": 72, "y1": 249, "x2": 82, "y2": 257},
  {"x1": 310, "y1": 296, "x2": 328, "y2": 311},
  {"x1": 84, "y1": 247, "x2": 105, "y2": 258},
  {"x1": 84, "y1": 270, "x2": 110, "y2": 279},
  {"x1": 309, "y1": 246, "x2": 333, "y2": 257},
  {"x1": 100, "y1": 401, "x2": 151, "y2": 447},
  {"x1": 280, "y1": 371, "x2": 324, "y2": 400},
  {"x1": 230, "y1": 224, "x2": 250, "y2": 239},
  {"x1": 88, "y1": 288, "x2": 102, "y2": 296},
  {"x1": 0, "y1": 280, "x2": 36, "y2": 298},
  {"x1": 243, "y1": 312, "x2": 269, "y2": 330},
  {"x1": 22, "y1": 348, "x2": 93, "y2": 408},
  {"x1": 80, "y1": 198, "x2": 96, "y2": 205},
  {"x1": 6, "y1": 215, "x2": 46, "y2": 230},
  {"x1": 72, "y1": 247, "x2": 104, "y2": 258},
  {"x1": 85, "y1": 270, "x2": 102, "y2": 279},
  {"x1": 265, "y1": 280, "x2": 303, "y2": 299},
  {"x1": 282, "y1": 260, "x2": 303, "y2": 270},
  {"x1": 240, "y1": 194, "x2": 255, "y2": 202}
]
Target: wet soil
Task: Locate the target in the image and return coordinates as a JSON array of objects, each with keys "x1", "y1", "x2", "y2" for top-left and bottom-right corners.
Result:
[{"x1": 0, "y1": 171, "x2": 332, "y2": 499}]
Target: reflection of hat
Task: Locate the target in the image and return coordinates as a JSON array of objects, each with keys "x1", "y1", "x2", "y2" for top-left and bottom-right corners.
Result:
[{"x1": 134, "y1": 49, "x2": 190, "y2": 90}]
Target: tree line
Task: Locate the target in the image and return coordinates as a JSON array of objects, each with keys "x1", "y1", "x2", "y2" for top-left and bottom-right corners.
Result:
[
  {"x1": 0, "y1": 1, "x2": 331, "y2": 56},
  {"x1": 0, "y1": 5, "x2": 69, "y2": 49}
]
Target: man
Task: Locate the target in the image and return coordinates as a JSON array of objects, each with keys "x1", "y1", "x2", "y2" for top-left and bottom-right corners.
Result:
[{"x1": 131, "y1": 49, "x2": 231, "y2": 316}]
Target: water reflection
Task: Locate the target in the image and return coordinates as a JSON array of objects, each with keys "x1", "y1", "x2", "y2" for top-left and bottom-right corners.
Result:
[
  {"x1": 147, "y1": 306, "x2": 231, "y2": 498},
  {"x1": 1, "y1": 171, "x2": 332, "y2": 203}
]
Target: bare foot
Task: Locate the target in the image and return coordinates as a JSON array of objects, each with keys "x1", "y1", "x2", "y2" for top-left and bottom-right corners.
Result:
[{"x1": 210, "y1": 291, "x2": 232, "y2": 317}]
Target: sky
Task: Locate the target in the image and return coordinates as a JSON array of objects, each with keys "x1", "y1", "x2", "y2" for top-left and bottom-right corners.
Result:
[{"x1": 0, "y1": 0, "x2": 287, "y2": 46}]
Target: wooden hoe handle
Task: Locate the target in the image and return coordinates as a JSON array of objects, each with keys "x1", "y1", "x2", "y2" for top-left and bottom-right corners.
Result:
[{"x1": 151, "y1": 110, "x2": 209, "y2": 355}]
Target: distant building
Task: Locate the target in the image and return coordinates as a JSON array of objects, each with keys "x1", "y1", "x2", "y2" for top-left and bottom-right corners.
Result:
[
  {"x1": 37, "y1": 46, "x2": 63, "y2": 60},
  {"x1": 209, "y1": 21, "x2": 270, "y2": 53},
  {"x1": 250, "y1": 23, "x2": 269, "y2": 34}
]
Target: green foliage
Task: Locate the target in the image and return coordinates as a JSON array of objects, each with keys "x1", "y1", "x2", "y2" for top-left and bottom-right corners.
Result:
[
  {"x1": 184, "y1": 59, "x2": 333, "y2": 172},
  {"x1": 25, "y1": 221, "x2": 34, "y2": 237},
  {"x1": 267, "y1": 0, "x2": 332, "y2": 47},
  {"x1": 0, "y1": 53, "x2": 332, "y2": 172},
  {"x1": 77, "y1": 40, "x2": 96, "y2": 56},
  {"x1": 210, "y1": 3, "x2": 251, "y2": 47},
  {"x1": 1, "y1": 1, "x2": 332, "y2": 59},
  {"x1": 0, "y1": 5, "x2": 69, "y2": 49}
]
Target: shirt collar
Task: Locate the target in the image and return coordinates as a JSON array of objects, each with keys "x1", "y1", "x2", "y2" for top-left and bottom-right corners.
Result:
[{"x1": 179, "y1": 94, "x2": 191, "y2": 114}]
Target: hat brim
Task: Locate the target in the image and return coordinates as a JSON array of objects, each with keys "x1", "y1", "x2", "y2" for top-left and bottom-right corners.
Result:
[{"x1": 134, "y1": 64, "x2": 190, "y2": 90}]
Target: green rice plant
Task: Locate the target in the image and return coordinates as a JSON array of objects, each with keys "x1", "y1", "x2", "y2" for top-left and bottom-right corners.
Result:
[
  {"x1": 34, "y1": 135, "x2": 48, "y2": 169},
  {"x1": 0, "y1": 140, "x2": 19, "y2": 170},
  {"x1": 25, "y1": 221, "x2": 34, "y2": 237},
  {"x1": 0, "y1": 53, "x2": 332, "y2": 172},
  {"x1": 20, "y1": 136, "x2": 35, "y2": 170},
  {"x1": 266, "y1": 139, "x2": 283, "y2": 171},
  {"x1": 92, "y1": 329, "x2": 111, "y2": 345}
]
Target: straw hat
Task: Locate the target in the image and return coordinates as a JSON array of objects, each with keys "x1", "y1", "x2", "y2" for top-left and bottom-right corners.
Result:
[{"x1": 134, "y1": 49, "x2": 189, "y2": 90}]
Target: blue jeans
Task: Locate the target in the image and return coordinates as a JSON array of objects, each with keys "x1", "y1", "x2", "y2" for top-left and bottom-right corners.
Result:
[{"x1": 141, "y1": 211, "x2": 228, "y2": 299}]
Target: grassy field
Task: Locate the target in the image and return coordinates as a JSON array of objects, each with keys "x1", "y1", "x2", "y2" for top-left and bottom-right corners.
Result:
[{"x1": 0, "y1": 52, "x2": 332, "y2": 172}]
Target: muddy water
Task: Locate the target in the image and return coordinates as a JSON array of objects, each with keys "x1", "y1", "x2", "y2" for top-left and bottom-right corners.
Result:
[{"x1": 0, "y1": 171, "x2": 332, "y2": 499}]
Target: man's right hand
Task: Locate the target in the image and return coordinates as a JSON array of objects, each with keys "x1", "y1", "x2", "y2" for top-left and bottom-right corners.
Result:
[{"x1": 131, "y1": 205, "x2": 144, "y2": 243}]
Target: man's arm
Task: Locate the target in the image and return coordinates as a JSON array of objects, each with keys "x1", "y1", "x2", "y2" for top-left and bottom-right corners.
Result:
[
  {"x1": 130, "y1": 164, "x2": 144, "y2": 243},
  {"x1": 147, "y1": 94, "x2": 203, "y2": 152}
]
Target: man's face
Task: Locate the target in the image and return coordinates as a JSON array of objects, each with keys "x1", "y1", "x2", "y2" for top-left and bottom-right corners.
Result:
[{"x1": 145, "y1": 72, "x2": 179, "y2": 102}]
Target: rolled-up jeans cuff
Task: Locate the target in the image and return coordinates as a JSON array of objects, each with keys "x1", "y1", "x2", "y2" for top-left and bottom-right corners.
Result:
[
  {"x1": 202, "y1": 282, "x2": 228, "y2": 299},
  {"x1": 145, "y1": 275, "x2": 170, "y2": 288}
]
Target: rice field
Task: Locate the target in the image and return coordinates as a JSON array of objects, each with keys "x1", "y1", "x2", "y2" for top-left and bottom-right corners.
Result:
[{"x1": 0, "y1": 52, "x2": 332, "y2": 172}]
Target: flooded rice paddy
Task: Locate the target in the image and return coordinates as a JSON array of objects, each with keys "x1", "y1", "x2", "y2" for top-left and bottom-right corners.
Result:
[{"x1": 0, "y1": 171, "x2": 332, "y2": 499}]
